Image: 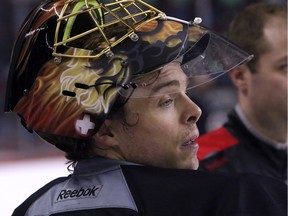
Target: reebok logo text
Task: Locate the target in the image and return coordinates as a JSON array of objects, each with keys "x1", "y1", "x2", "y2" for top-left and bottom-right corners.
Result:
[{"x1": 56, "y1": 185, "x2": 101, "y2": 202}]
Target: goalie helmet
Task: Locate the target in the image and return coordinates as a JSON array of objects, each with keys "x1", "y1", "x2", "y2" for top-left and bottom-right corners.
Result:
[{"x1": 4, "y1": 0, "x2": 252, "y2": 151}]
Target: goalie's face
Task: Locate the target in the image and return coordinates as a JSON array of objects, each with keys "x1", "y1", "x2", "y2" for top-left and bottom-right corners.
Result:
[{"x1": 102, "y1": 62, "x2": 201, "y2": 169}]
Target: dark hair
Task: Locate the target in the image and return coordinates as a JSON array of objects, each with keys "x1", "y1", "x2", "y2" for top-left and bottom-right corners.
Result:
[
  {"x1": 64, "y1": 70, "x2": 162, "y2": 165},
  {"x1": 63, "y1": 92, "x2": 139, "y2": 165},
  {"x1": 227, "y1": 3, "x2": 287, "y2": 73},
  {"x1": 63, "y1": 97, "x2": 127, "y2": 163}
]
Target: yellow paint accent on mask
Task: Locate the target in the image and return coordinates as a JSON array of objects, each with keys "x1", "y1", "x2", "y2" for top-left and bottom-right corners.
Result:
[{"x1": 62, "y1": 0, "x2": 103, "y2": 42}]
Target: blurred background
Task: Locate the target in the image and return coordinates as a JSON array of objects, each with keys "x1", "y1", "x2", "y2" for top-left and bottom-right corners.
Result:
[{"x1": 0, "y1": 0, "x2": 286, "y2": 215}]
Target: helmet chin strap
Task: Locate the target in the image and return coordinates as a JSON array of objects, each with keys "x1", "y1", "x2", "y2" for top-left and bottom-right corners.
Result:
[{"x1": 174, "y1": 56, "x2": 183, "y2": 64}]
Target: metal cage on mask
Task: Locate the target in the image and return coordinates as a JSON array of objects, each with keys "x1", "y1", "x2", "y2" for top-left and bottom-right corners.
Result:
[
  {"x1": 54, "y1": 0, "x2": 253, "y2": 100},
  {"x1": 53, "y1": 0, "x2": 165, "y2": 60}
]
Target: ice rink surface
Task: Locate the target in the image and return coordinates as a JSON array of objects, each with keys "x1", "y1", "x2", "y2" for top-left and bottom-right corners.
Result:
[{"x1": 0, "y1": 157, "x2": 69, "y2": 215}]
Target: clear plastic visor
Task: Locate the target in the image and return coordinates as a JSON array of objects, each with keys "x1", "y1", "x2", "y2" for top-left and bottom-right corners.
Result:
[{"x1": 118, "y1": 21, "x2": 253, "y2": 98}]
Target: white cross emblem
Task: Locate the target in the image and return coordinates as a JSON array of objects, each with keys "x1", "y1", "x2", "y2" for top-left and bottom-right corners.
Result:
[{"x1": 76, "y1": 114, "x2": 95, "y2": 135}]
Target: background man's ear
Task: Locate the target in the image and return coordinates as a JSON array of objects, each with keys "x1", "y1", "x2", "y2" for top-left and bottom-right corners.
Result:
[{"x1": 228, "y1": 64, "x2": 250, "y2": 92}]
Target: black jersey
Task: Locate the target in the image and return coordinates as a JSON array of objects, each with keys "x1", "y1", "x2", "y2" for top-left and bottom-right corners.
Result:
[{"x1": 12, "y1": 157, "x2": 286, "y2": 216}]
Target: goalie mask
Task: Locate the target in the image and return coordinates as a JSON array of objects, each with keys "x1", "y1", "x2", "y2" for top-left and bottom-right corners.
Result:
[{"x1": 4, "y1": 0, "x2": 252, "y2": 151}]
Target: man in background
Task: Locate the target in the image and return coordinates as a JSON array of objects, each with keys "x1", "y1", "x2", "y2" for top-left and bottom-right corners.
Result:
[{"x1": 197, "y1": 3, "x2": 287, "y2": 183}]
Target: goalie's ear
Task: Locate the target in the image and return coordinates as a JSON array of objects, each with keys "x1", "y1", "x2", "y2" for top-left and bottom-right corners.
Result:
[{"x1": 92, "y1": 119, "x2": 118, "y2": 149}]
